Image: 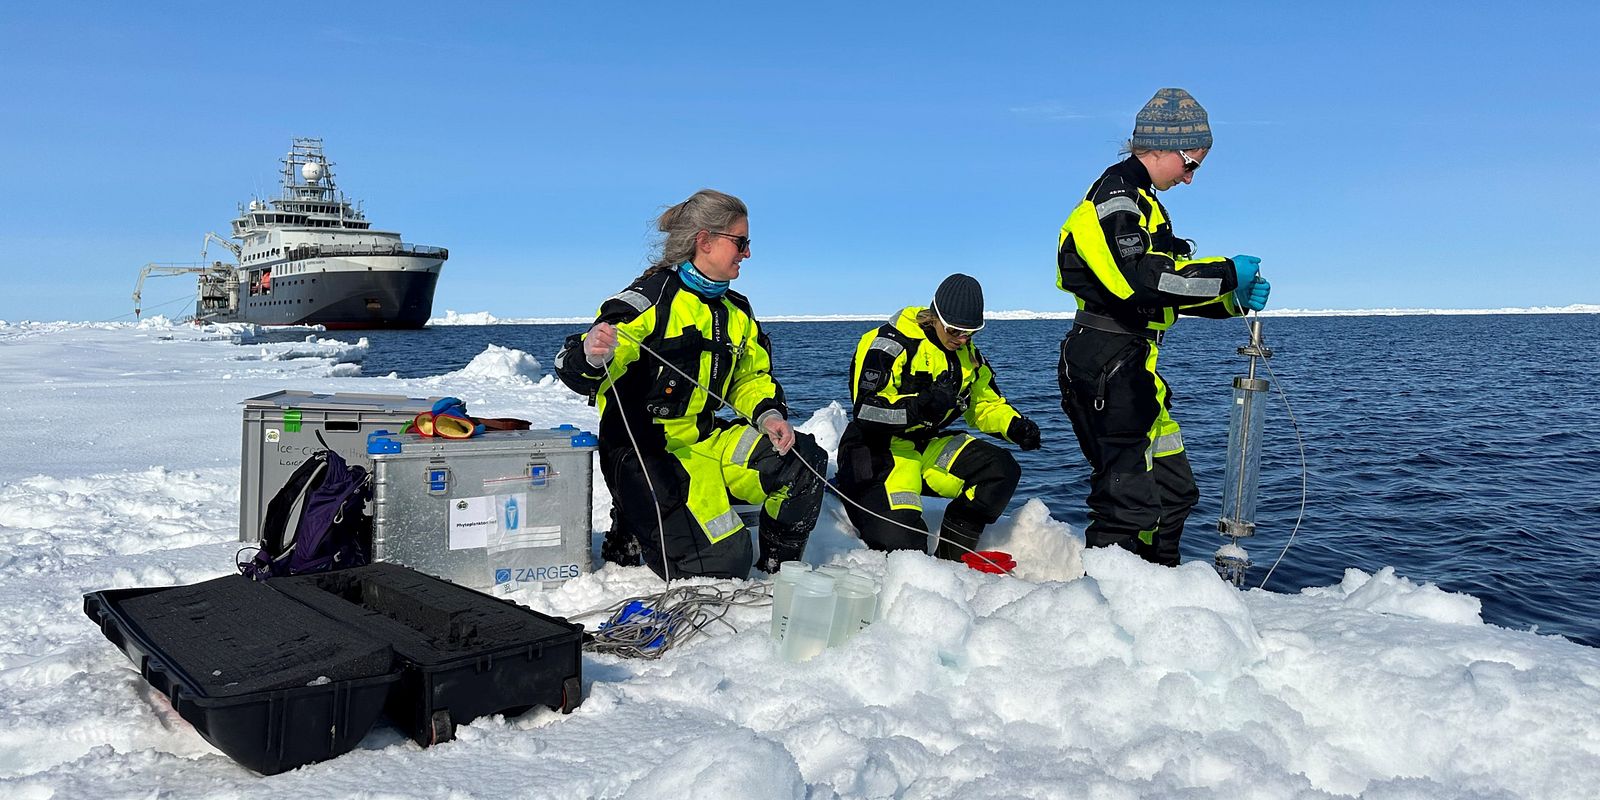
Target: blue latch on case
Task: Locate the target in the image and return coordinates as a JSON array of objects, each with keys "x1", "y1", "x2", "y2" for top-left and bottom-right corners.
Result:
[
  {"x1": 367, "y1": 430, "x2": 402, "y2": 454},
  {"x1": 529, "y1": 463, "x2": 549, "y2": 487},
  {"x1": 553, "y1": 422, "x2": 598, "y2": 448},
  {"x1": 426, "y1": 466, "x2": 449, "y2": 495}
]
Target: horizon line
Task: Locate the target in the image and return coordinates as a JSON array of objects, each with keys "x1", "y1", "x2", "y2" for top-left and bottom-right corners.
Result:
[{"x1": 423, "y1": 303, "x2": 1600, "y2": 326}]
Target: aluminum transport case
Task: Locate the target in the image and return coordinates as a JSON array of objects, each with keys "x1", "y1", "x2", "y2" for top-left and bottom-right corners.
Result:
[
  {"x1": 368, "y1": 427, "x2": 597, "y2": 593},
  {"x1": 239, "y1": 391, "x2": 439, "y2": 543}
]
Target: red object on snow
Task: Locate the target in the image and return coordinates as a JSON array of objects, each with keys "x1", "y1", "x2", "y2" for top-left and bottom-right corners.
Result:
[{"x1": 960, "y1": 550, "x2": 1016, "y2": 574}]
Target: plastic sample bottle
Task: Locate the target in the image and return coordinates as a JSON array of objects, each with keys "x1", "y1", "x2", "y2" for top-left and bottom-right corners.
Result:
[
  {"x1": 828, "y1": 574, "x2": 879, "y2": 646},
  {"x1": 779, "y1": 571, "x2": 837, "y2": 663},
  {"x1": 769, "y1": 561, "x2": 811, "y2": 640}
]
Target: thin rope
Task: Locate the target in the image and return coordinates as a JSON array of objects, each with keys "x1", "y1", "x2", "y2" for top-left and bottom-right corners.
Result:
[{"x1": 602, "y1": 376, "x2": 673, "y2": 583}]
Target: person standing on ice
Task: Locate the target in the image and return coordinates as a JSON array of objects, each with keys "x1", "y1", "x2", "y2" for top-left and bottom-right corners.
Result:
[
  {"x1": 554, "y1": 189, "x2": 828, "y2": 580},
  {"x1": 1055, "y1": 88, "x2": 1270, "y2": 567},
  {"x1": 835, "y1": 273, "x2": 1042, "y2": 567}
]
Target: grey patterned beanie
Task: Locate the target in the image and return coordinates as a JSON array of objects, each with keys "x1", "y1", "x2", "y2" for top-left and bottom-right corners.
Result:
[{"x1": 1131, "y1": 88, "x2": 1212, "y2": 151}]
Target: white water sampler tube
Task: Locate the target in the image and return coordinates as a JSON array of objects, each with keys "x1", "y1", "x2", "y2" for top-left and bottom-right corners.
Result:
[
  {"x1": 1219, "y1": 372, "x2": 1269, "y2": 537},
  {"x1": 1215, "y1": 318, "x2": 1272, "y2": 586}
]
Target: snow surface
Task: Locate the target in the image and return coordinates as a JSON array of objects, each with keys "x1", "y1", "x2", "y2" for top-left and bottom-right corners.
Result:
[{"x1": 1, "y1": 320, "x2": 1597, "y2": 798}]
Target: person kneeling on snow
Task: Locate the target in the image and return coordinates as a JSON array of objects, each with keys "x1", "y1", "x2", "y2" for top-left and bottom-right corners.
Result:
[
  {"x1": 554, "y1": 189, "x2": 828, "y2": 580},
  {"x1": 835, "y1": 273, "x2": 1041, "y2": 567}
]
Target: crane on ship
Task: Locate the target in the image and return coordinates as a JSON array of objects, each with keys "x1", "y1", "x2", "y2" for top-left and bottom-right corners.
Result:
[{"x1": 132, "y1": 232, "x2": 242, "y2": 321}]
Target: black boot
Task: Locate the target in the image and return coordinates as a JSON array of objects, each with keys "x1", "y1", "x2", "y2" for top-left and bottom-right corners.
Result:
[
  {"x1": 933, "y1": 513, "x2": 985, "y2": 562},
  {"x1": 755, "y1": 514, "x2": 813, "y2": 575},
  {"x1": 600, "y1": 508, "x2": 642, "y2": 567}
]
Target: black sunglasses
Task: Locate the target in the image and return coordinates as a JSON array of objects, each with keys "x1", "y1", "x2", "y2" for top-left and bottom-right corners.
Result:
[
  {"x1": 708, "y1": 231, "x2": 751, "y2": 252},
  {"x1": 943, "y1": 324, "x2": 978, "y2": 340},
  {"x1": 1178, "y1": 150, "x2": 1202, "y2": 173}
]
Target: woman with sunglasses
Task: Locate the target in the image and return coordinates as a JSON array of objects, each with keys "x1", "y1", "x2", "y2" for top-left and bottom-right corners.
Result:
[
  {"x1": 554, "y1": 189, "x2": 828, "y2": 580},
  {"x1": 835, "y1": 273, "x2": 1042, "y2": 564},
  {"x1": 1054, "y1": 87, "x2": 1271, "y2": 567}
]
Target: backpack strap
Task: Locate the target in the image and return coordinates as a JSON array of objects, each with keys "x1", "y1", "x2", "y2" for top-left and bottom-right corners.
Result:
[
  {"x1": 257, "y1": 451, "x2": 328, "y2": 555},
  {"x1": 286, "y1": 453, "x2": 372, "y2": 573}
]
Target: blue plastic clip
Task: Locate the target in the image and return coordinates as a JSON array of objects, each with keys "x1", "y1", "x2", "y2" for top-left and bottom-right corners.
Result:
[
  {"x1": 570, "y1": 431, "x2": 598, "y2": 447},
  {"x1": 552, "y1": 424, "x2": 577, "y2": 432},
  {"x1": 367, "y1": 430, "x2": 402, "y2": 454},
  {"x1": 597, "y1": 600, "x2": 669, "y2": 651}
]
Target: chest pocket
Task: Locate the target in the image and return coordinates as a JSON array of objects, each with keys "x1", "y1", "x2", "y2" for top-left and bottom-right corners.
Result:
[
  {"x1": 903, "y1": 344, "x2": 968, "y2": 428},
  {"x1": 643, "y1": 325, "x2": 742, "y2": 419}
]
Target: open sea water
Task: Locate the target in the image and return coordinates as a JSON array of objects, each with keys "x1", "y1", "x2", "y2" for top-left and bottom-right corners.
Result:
[{"x1": 287, "y1": 314, "x2": 1600, "y2": 646}]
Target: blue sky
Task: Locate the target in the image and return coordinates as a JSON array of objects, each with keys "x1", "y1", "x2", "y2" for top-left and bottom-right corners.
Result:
[{"x1": 2, "y1": 1, "x2": 1595, "y2": 322}]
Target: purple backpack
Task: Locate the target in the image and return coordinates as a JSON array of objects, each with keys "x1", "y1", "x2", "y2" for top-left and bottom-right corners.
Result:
[{"x1": 241, "y1": 447, "x2": 372, "y2": 580}]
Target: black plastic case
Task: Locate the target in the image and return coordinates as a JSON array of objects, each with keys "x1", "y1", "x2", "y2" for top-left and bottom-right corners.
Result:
[
  {"x1": 273, "y1": 563, "x2": 585, "y2": 745},
  {"x1": 83, "y1": 579, "x2": 402, "y2": 775},
  {"x1": 84, "y1": 564, "x2": 584, "y2": 774}
]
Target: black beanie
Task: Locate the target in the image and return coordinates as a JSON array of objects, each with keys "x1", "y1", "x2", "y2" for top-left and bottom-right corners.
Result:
[{"x1": 932, "y1": 273, "x2": 984, "y2": 330}]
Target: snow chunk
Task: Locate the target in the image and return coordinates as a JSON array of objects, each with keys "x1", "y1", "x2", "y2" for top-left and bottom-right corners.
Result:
[
  {"x1": 1305, "y1": 566, "x2": 1484, "y2": 626},
  {"x1": 1084, "y1": 547, "x2": 1266, "y2": 677},
  {"x1": 236, "y1": 335, "x2": 367, "y2": 364},
  {"x1": 621, "y1": 730, "x2": 805, "y2": 800},
  {"x1": 431, "y1": 309, "x2": 503, "y2": 325},
  {"x1": 796, "y1": 401, "x2": 849, "y2": 455},
  {"x1": 449, "y1": 344, "x2": 543, "y2": 382},
  {"x1": 134, "y1": 315, "x2": 176, "y2": 329},
  {"x1": 979, "y1": 498, "x2": 1084, "y2": 582}
]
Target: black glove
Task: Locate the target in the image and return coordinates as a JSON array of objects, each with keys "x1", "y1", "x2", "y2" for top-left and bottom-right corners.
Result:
[
  {"x1": 913, "y1": 372, "x2": 961, "y2": 426},
  {"x1": 1007, "y1": 416, "x2": 1041, "y2": 451}
]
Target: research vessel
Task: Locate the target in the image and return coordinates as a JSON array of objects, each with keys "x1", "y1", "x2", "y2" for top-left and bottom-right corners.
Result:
[{"x1": 135, "y1": 138, "x2": 448, "y2": 329}]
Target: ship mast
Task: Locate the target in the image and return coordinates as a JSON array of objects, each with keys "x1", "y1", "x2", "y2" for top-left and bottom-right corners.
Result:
[{"x1": 279, "y1": 137, "x2": 340, "y2": 204}]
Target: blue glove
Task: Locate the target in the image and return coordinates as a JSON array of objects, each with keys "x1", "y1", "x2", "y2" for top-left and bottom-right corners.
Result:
[
  {"x1": 1231, "y1": 255, "x2": 1261, "y2": 286},
  {"x1": 1239, "y1": 276, "x2": 1270, "y2": 312},
  {"x1": 1230, "y1": 255, "x2": 1262, "y2": 311}
]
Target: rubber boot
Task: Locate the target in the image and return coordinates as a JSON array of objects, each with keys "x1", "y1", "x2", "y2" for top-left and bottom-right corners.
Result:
[
  {"x1": 600, "y1": 507, "x2": 642, "y2": 567},
  {"x1": 933, "y1": 513, "x2": 985, "y2": 562},
  {"x1": 756, "y1": 514, "x2": 813, "y2": 575}
]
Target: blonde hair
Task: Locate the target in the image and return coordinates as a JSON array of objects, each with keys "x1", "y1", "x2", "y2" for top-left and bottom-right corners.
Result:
[
  {"x1": 635, "y1": 189, "x2": 748, "y2": 281},
  {"x1": 1119, "y1": 139, "x2": 1156, "y2": 158}
]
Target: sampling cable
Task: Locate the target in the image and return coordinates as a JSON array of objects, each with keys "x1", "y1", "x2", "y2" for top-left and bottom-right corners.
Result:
[
  {"x1": 574, "y1": 582, "x2": 773, "y2": 659},
  {"x1": 1235, "y1": 313, "x2": 1310, "y2": 589},
  {"x1": 600, "y1": 325, "x2": 1017, "y2": 577},
  {"x1": 599, "y1": 376, "x2": 674, "y2": 584}
]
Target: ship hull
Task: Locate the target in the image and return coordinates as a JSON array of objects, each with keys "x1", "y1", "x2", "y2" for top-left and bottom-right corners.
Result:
[{"x1": 207, "y1": 256, "x2": 443, "y2": 329}]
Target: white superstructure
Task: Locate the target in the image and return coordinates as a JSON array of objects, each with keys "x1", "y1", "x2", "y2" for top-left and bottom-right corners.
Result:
[{"x1": 151, "y1": 138, "x2": 449, "y2": 328}]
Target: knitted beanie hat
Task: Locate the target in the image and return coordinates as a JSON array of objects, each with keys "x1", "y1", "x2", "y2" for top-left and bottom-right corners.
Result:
[
  {"x1": 1131, "y1": 88, "x2": 1212, "y2": 151},
  {"x1": 932, "y1": 273, "x2": 985, "y2": 331}
]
